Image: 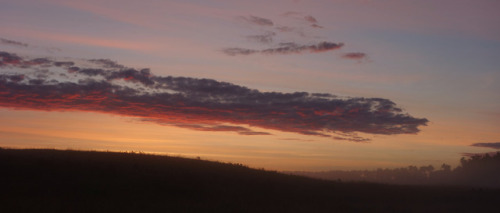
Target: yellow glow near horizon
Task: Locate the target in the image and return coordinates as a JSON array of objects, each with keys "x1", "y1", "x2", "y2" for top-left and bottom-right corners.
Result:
[{"x1": 1, "y1": 107, "x2": 494, "y2": 171}]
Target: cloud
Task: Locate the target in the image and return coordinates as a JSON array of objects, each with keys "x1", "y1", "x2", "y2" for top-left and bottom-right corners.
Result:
[
  {"x1": 281, "y1": 13, "x2": 324, "y2": 28},
  {"x1": 276, "y1": 26, "x2": 295, "y2": 32},
  {"x1": 246, "y1": 32, "x2": 276, "y2": 44},
  {"x1": 279, "y1": 138, "x2": 315, "y2": 142},
  {"x1": 471, "y1": 142, "x2": 500, "y2": 149},
  {"x1": 5, "y1": 28, "x2": 156, "y2": 52},
  {"x1": 263, "y1": 42, "x2": 343, "y2": 54},
  {"x1": 332, "y1": 136, "x2": 371, "y2": 143},
  {"x1": 342, "y1": 52, "x2": 369, "y2": 62},
  {"x1": 333, "y1": 134, "x2": 371, "y2": 143},
  {"x1": 304, "y1": 16, "x2": 318, "y2": 24},
  {"x1": 0, "y1": 52, "x2": 23, "y2": 66},
  {"x1": 223, "y1": 42, "x2": 344, "y2": 56},
  {"x1": 240, "y1": 15, "x2": 274, "y2": 26},
  {"x1": 0, "y1": 51, "x2": 428, "y2": 139},
  {"x1": 303, "y1": 16, "x2": 324, "y2": 28},
  {"x1": 88, "y1": 59, "x2": 126, "y2": 69},
  {"x1": 461, "y1": 152, "x2": 498, "y2": 157},
  {"x1": 282, "y1": 11, "x2": 301, "y2": 17},
  {"x1": 221, "y1": 48, "x2": 258, "y2": 56},
  {"x1": 342, "y1": 52, "x2": 367, "y2": 60},
  {"x1": 311, "y1": 24, "x2": 324, "y2": 29},
  {"x1": 332, "y1": 132, "x2": 371, "y2": 142},
  {"x1": 0, "y1": 38, "x2": 29, "y2": 47},
  {"x1": 0, "y1": 37, "x2": 59, "y2": 53},
  {"x1": 143, "y1": 120, "x2": 271, "y2": 135}
]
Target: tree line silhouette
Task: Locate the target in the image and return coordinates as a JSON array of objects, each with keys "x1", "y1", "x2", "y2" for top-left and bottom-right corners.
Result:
[{"x1": 292, "y1": 152, "x2": 500, "y2": 188}]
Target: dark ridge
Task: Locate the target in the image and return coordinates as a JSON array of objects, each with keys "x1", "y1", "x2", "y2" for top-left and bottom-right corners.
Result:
[{"x1": 1, "y1": 147, "x2": 498, "y2": 212}]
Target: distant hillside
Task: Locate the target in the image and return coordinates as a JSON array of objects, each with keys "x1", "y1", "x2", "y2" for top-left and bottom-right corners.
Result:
[
  {"x1": 1, "y1": 148, "x2": 499, "y2": 213},
  {"x1": 289, "y1": 152, "x2": 500, "y2": 188}
]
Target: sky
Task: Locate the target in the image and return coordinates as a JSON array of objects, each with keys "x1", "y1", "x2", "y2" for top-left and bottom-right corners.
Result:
[{"x1": 1, "y1": 0, "x2": 499, "y2": 171}]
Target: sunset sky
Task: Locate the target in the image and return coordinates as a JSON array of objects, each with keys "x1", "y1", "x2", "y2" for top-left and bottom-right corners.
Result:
[{"x1": 1, "y1": 0, "x2": 499, "y2": 171}]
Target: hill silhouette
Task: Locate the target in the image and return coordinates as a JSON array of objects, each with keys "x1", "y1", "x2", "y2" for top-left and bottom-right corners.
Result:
[{"x1": 1, "y1": 147, "x2": 499, "y2": 212}]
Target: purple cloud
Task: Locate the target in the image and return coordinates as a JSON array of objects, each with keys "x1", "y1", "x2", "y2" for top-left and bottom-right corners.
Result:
[{"x1": 0, "y1": 51, "x2": 429, "y2": 139}]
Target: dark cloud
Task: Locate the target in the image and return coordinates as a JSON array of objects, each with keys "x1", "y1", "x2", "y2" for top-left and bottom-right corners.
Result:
[
  {"x1": 0, "y1": 51, "x2": 428, "y2": 139},
  {"x1": 1, "y1": 52, "x2": 75, "y2": 68},
  {"x1": 471, "y1": 142, "x2": 500, "y2": 149},
  {"x1": 221, "y1": 48, "x2": 258, "y2": 56},
  {"x1": 0, "y1": 51, "x2": 23, "y2": 66},
  {"x1": 240, "y1": 15, "x2": 274, "y2": 26},
  {"x1": 0, "y1": 38, "x2": 28, "y2": 47},
  {"x1": 333, "y1": 136, "x2": 371, "y2": 143},
  {"x1": 88, "y1": 59, "x2": 125, "y2": 69},
  {"x1": 263, "y1": 42, "x2": 343, "y2": 54},
  {"x1": 54, "y1": 61, "x2": 75, "y2": 67},
  {"x1": 342, "y1": 52, "x2": 368, "y2": 60},
  {"x1": 26, "y1": 58, "x2": 52, "y2": 67},
  {"x1": 246, "y1": 32, "x2": 276, "y2": 44},
  {"x1": 105, "y1": 68, "x2": 154, "y2": 85},
  {"x1": 223, "y1": 42, "x2": 344, "y2": 56},
  {"x1": 6, "y1": 74, "x2": 25, "y2": 82}
]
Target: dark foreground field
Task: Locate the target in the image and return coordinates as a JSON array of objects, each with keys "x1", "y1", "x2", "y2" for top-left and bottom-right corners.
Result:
[{"x1": 1, "y1": 148, "x2": 499, "y2": 213}]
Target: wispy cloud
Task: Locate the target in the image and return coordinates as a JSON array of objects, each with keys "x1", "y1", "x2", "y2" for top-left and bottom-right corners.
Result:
[
  {"x1": 279, "y1": 138, "x2": 315, "y2": 142},
  {"x1": 461, "y1": 152, "x2": 499, "y2": 157},
  {"x1": 144, "y1": 121, "x2": 271, "y2": 136},
  {"x1": 1, "y1": 38, "x2": 29, "y2": 47},
  {"x1": 341, "y1": 52, "x2": 369, "y2": 62},
  {"x1": 471, "y1": 142, "x2": 500, "y2": 149},
  {"x1": 221, "y1": 48, "x2": 258, "y2": 56},
  {"x1": 305, "y1": 15, "x2": 323, "y2": 28},
  {"x1": 276, "y1": 26, "x2": 295, "y2": 32},
  {"x1": 245, "y1": 32, "x2": 276, "y2": 44},
  {"x1": 333, "y1": 136, "x2": 371, "y2": 143},
  {"x1": 239, "y1": 15, "x2": 274, "y2": 26},
  {"x1": 342, "y1": 52, "x2": 367, "y2": 60},
  {"x1": 311, "y1": 24, "x2": 324, "y2": 29},
  {"x1": 222, "y1": 42, "x2": 344, "y2": 56},
  {"x1": 281, "y1": 12, "x2": 324, "y2": 28},
  {"x1": 0, "y1": 36, "x2": 60, "y2": 53},
  {"x1": 0, "y1": 51, "x2": 428, "y2": 139},
  {"x1": 4, "y1": 27, "x2": 156, "y2": 52},
  {"x1": 228, "y1": 12, "x2": 349, "y2": 57},
  {"x1": 282, "y1": 11, "x2": 301, "y2": 17},
  {"x1": 304, "y1": 15, "x2": 318, "y2": 24}
]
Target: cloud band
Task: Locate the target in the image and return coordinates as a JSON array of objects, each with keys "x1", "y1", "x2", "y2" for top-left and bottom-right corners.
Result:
[{"x1": 0, "y1": 51, "x2": 428, "y2": 140}]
